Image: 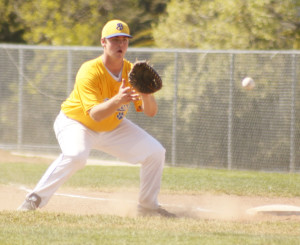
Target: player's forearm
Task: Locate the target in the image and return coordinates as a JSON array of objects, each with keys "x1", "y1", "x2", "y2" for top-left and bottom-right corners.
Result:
[
  {"x1": 141, "y1": 94, "x2": 158, "y2": 117},
  {"x1": 89, "y1": 96, "x2": 122, "y2": 122}
]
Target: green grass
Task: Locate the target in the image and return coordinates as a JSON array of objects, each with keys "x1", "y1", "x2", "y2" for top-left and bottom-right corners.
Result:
[
  {"x1": 1, "y1": 161, "x2": 300, "y2": 244},
  {"x1": 1, "y1": 161, "x2": 300, "y2": 197},
  {"x1": 0, "y1": 211, "x2": 300, "y2": 245},
  {"x1": 162, "y1": 167, "x2": 300, "y2": 197}
]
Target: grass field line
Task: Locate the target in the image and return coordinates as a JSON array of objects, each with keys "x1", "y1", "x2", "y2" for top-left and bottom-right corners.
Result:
[{"x1": 19, "y1": 186, "x2": 214, "y2": 214}]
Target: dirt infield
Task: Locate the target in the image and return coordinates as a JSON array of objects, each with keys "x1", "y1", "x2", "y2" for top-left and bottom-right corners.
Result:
[
  {"x1": 3, "y1": 185, "x2": 300, "y2": 220},
  {"x1": 0, "y1": 149, "x2": 53, "y2": 164},
  {"x1": 1, "y1": 150, "x2": 300, "y2": 220}
]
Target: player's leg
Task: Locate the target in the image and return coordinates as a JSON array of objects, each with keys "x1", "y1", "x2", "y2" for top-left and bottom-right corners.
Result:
[
  {"x1": 93, "y1": 118, "x2": 166, "y2": 210},
  {"x1": 18, "y1": 112, "x2": 95, "y2": 210}
]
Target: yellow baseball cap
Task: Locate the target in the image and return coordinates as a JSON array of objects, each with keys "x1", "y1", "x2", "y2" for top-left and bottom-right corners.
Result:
[{"x1": 101, "y1": 20, "x2": 132, "y2": 39}]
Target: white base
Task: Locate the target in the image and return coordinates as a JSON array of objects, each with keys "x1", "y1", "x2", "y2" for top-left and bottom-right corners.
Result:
[{"x1": 246, "y1": 204, "x2": 300, "y2": 216}]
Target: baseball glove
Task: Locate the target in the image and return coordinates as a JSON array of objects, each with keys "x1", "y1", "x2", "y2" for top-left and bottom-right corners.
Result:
[{"x1": 129, "y1": 61, "x2": 162, "y2": 94}]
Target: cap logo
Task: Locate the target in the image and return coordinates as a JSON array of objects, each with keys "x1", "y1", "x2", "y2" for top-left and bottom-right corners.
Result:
[
  {"x1": 116, "y1": 23, "x2": 123, "y2": 31},
  {"x1": 101, "y1": 20, "x2": 132, "y2": 38}
]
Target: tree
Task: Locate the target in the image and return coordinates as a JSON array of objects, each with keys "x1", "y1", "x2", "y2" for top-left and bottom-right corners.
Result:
[
  {"x1": 153, "y1": 0, "x2": 300, "y2": 49},
  {"x1": 13, "y1": 0, "x2": 107, "y2": 46},
  {"x1": 0, "y1": 0, "x2": 26, "y2": 43},
  {"x1": 5, "y1": 0, "x2": 169, "y2": 47},
  {"x1": 133, "y1": 0, "x2": 170, "y2": 46}
]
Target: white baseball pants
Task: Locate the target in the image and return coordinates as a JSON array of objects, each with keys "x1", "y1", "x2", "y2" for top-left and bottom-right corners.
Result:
[{"x1": 29, "y1": 111, "x2": 165, "y2": 209}]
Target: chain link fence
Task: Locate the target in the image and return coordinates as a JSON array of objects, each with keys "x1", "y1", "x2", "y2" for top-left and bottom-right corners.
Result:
[{"x1": 0, "y1": 44, "x2": 300, "y2": 172}]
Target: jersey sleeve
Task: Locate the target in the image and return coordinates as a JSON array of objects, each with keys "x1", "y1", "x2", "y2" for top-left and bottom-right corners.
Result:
[
  {"x1": 133, "y1": 99, "x2": 143, "y2": 112},
  {"x1": 75, "y1": 63, "x2": 103, "y2": 115}
]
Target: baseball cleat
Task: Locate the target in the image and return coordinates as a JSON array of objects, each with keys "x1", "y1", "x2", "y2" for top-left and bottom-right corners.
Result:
[
  {"x1": 17, "y1": 193, "x2": 41, "y2": 211},
  {"x1": 138, "y1": 205, "x2": 176, "y2": 218}
]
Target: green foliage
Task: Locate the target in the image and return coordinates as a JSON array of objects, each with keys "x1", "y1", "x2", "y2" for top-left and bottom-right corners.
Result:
[
  {"x1": 2, "y1": 0, "x2": 169, "y2": 47},
  {"x1": 2, "y1": 0, "x2": 298, "y2": 49},
  {"x1": 0, "y1": 0, "x2": 26, "y2": 43},
  {"x1": 15, "y1": 0, "x2": 105, "y2": 45},
  {"x1": 153, "y1": 0, "x2": 300, "y2": 49}
]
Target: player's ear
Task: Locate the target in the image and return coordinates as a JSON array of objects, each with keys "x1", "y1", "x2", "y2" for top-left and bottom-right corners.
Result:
[{"x1": 101, "y1": 38, "x2": 106, "y2": 47}]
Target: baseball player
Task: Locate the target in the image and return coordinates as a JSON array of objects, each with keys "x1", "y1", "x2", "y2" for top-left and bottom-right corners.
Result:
[{"x1": 18, "y1": 19, "x2": 175, "y2": 218}]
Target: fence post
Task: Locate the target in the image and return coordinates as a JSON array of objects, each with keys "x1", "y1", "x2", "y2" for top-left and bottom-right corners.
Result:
[
  {"x1": 67, "y1": 49, "x2": 73, "y2": 95},
  {"x1": 290, "y1": 53, "x2": 296, "y2": 172},
  {"x1": 228, "y1": 53, "x2": 235, "y2": 170},
  {"x1": 17, "y1": 49, "x2": 24, "y2": 150},
  {"x1": 171, "y1": 52, "x2": 179, "y2": 166}
]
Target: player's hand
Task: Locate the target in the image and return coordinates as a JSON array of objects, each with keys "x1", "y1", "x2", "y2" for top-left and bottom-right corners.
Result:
[{"x1": 118, "y1": 79, "x2": 140, "y2": 103}]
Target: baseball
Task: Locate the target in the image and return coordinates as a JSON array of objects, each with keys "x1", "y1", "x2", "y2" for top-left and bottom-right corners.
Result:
[{"x1": 242, "y1": 77, "x2": 255, "y2": 90}]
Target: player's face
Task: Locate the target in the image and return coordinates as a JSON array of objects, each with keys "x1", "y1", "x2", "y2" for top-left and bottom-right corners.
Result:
[{"x1": 102, "y1": 36, "x2": 129, "y2": 59}]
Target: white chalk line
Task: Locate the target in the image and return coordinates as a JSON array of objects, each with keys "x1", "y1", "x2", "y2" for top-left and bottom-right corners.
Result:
[
  {"x1": 19, "y1": 186, "x2": 135, "y2": 203},
  {"x1": 19, "y1": 186, "x2": 214, "y2": 213}
]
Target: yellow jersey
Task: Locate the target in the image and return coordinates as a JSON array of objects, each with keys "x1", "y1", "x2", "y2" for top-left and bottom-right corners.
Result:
[{"x1": 61, "y1": 56, "x2": 142, "y2": 132}]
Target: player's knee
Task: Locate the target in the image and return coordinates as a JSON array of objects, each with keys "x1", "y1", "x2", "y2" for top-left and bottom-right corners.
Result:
[
  {"x1": 154, "y1": 143, "x2": 166, "y2": 158},
  {"x1": 68, "y1": 153, "x2": 87, "y2": 170},
  {"x1": 148, "y1": 144, "x2": 166, "y2": 163}
]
